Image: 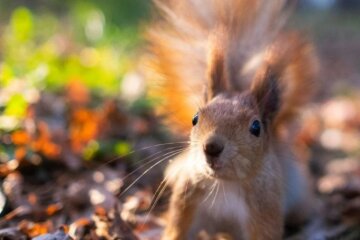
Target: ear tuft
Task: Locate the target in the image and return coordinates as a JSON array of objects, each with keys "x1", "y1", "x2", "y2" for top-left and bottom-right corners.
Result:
[
  {"x1": 251, "y1": 67, "x2": 283, "y2": 124},
  {"x1": 251, "y1": 33, "x2": 318, "y2": 130},
  {"x1": 206, "y1": 26, "x2": 229, "y2": 101}
]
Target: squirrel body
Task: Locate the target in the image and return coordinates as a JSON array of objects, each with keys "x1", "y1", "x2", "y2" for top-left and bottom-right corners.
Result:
[
  {"x1": 165, "y1": 149, "x2": 283, "y2": 239},
  {"x1": 162, "y1": 94, "x2": 310, "y2": 239},
  {"x1": 147, "y1": 0, "x2": 318, "y2": 239}
]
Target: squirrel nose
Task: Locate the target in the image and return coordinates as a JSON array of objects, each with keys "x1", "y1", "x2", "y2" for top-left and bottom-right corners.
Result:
[{"x1": 203, "y1": 139, "x2": 224, "y2": 157}]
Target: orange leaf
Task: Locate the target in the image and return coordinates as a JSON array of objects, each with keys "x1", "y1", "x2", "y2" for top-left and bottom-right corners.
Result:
[
  {"x1": 66, "y1": 79, "x2": 89, "y2": 105},
  {"x1": 11, "y1": 131, "x2": 30, "y2": 145},
  {"x1": 41, "y1": 142, "x2": 61, "y2": 159},
  {"x1": 72, "y1": 217, "x2": 93, "y2": 228},
  {"x1": 69, "y1": 108, "x2": 99, "y2": 152},
  {"x1": 15, "y1": 147, "x2": 27, "y2": 160},
  {"x1": 19, "y1": 220, "x2": 53, "y2": 237},
  {"x1": 31, "y1": 122, "x2": 61, "y2": 159},
  {"x1": 46, "y1": 203, "x2": 62, "y2": 216}
]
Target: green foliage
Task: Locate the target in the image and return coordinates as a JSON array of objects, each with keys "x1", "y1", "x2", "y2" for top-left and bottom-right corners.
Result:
[
  {"x1": 114, "y1": 141, "x2": 131, "y2": 157},
  {"x1": 0, "y1": 1, "x2": 152, "y2": 165},
  {"x1": 10, "y1": 7, "x2": 33, "y2": 43},
  {"x1": 0, "y1": 1, "x2": 150, "y2": 131},
  {"x1": 4, "y1": 94, "x2": 27, "y2": 117},
  {"x1": 83, "y1": 140, "x2": 100, "y2": 161}
]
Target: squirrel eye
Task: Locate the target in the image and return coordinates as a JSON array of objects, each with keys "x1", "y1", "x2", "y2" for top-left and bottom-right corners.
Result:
[
  {"x1": 249, "y1": 120, "x2": 261, "y2": 137},
  {"x1": 192, "y1": 113, "x2": 199, "y2": 126}
]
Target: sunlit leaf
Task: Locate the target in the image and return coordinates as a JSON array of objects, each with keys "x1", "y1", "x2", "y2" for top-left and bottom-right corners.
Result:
[
  {"x1": 0, "y1": 63, "x2": 14, "y2": 87},
  {"x1": 70, "y1": 108, "x2": 99, "y2": 153},
  {"x1": 0, "y1": 116, "x2": 20, "y2": 131},
  {"x1": 46, "y1": 203, "x2": 62, "y2": 216},
  {"x1": 66, "y1": 79, "x2": 90, "y2": 105},
  {"x1": 31, "y1": 122, "x2": 61, "y2": 159},
  {"x1": 11, "y1": 130, "x2": 30, "y2": 145},
  {"x1": 10, "y1": 7, "x2": 33, "y2": 42},
  {"x1": 82, "y1": 140, "x2": 100, "y2": 161},
  {"x1": 4, "y1": 94, "x2": 28, "y2": 117},
  {"x1": 19, "y1": 220, "x2": 53, "y2": 238},
  {"x1": 114, "y1": 141, "x2": 131, "y2": 156}
]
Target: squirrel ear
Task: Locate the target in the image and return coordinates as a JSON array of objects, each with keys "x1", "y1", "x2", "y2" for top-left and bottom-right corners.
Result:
[
  {"x1": 250, "y1": 67, "x2": 282, "y2": 124},
  {"x1": 251, "y1": 33, "x2": 318, "y2": 128},
  {"x1": 205, "y1": 27, "x2": 229, "y2": 102}
]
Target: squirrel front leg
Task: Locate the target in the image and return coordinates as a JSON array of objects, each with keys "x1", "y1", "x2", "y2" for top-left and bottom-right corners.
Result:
[{"x1": 162, "y1": 181, "x2": 202, "y2": 240}]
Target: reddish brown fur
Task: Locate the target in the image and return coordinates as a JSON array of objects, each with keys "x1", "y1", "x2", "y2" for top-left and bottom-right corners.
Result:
[
  {"x1": 146, "y1": 0, "x2": 318, "y2": 239},
  {"x1": 146, "y1": 0, "x2": 290, "y2": 134},
  {"x1": 206, "y1": 26, "x2": 229, "y2": 101},
  {"x1": 251, "y1": 33, "x2": 319, "y2": 131}
]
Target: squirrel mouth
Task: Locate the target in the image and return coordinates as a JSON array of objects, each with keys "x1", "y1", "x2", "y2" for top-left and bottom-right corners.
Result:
[
  {"x1": 205, "y1": 156, "x2": 224, "y2": 171},
  {"x1": 209, "y1": 161, "x2": 223, "y2": 170},
  {"x1": 206, "y1": 161, "x2": 225, "y2": 178}
]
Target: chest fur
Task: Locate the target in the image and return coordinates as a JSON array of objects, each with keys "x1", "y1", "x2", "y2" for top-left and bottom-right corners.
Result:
[{"x1": 190, "y1": 181, "x2": 249, "y2": 238}]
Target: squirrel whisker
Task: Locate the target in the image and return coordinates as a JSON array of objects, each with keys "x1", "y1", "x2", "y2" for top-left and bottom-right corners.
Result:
[
  {"x1": 141, "y1": 143, "x2": 196, "y2": 225},
  {"x1": 201, "y1": 181, "x2": 218, "y2": 205},
  {"x1": 210, "y1": 181, "x2": 220, "y2": 210},
  {"x1": 95, "y1": 141, "x2": 193, "y2": 168},
  {"x1": 118, "y1": 146, "x2": 186, "y2": 186},
  {"x1": 119, "y1": 148, "x2": 187, "y2": 198},
  {"x1": 133, "y1": 145, "x2": 186, "y2": 167},
  {"x1": 221, "y1": 181, "x2": 228, "y2": 207},
  {"x1": 142, "y1": 174, "x2": 170, "y2": 228}
]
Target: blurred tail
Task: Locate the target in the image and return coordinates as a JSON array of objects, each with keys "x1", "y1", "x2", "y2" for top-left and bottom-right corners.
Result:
[{"x1": 146, "y1": 0, "x2": 318, "y2": 134}]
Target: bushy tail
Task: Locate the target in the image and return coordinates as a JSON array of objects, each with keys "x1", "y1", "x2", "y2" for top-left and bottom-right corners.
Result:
[{"x1": 146, "y1": 0, "x2": 318, "y2": 134}]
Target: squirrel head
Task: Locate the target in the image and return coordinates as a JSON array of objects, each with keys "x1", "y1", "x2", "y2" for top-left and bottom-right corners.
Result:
[
  {"x1": 190, "y1": 92, "x2": 267, "y2": 180},
  {"x1": 189, "y1": 30, "x2": 317, "y2": 181}
]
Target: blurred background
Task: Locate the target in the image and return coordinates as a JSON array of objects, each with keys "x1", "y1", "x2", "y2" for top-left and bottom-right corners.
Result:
[{"x1": 0, "y1": 0, "x2": 360, "y2": 239}]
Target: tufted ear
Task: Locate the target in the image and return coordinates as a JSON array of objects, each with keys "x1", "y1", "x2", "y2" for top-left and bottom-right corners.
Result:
[
  {"x1": 250, "y1": 33, "x2": 318, "y2": 129},
  {"x1": 251, "y1": 65, "x2": 283, "y2": 125},
  {"x1": 205, "y1": 27, "x2": 230, "y2": 102}
]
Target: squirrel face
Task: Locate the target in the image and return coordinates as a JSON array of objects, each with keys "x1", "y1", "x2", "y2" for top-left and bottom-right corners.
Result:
[{"x1": 190, "y1": 92, "x2": 268, "y2": 181}]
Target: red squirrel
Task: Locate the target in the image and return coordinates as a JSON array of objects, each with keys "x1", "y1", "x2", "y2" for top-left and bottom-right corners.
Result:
[{"x1": 146, "y1": 0, "x2": 318, "y2": 239}]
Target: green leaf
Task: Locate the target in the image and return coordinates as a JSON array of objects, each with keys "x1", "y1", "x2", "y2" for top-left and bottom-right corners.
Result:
[
  {"x1": 114, "y1": 141, "x2": 131, "y2": 156},
  {"x1": 0, "y1": 63, "x2": 14, "y2": 87},
  {"x1": 10, "y1": 7, "x2": 33, "y2": 42},
  {"x1": 4, "y1": 94, "x2": 28, "y2": 117},
  {"x1": 82, "y1": 140, "x2": 100, "y2": 161}
]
